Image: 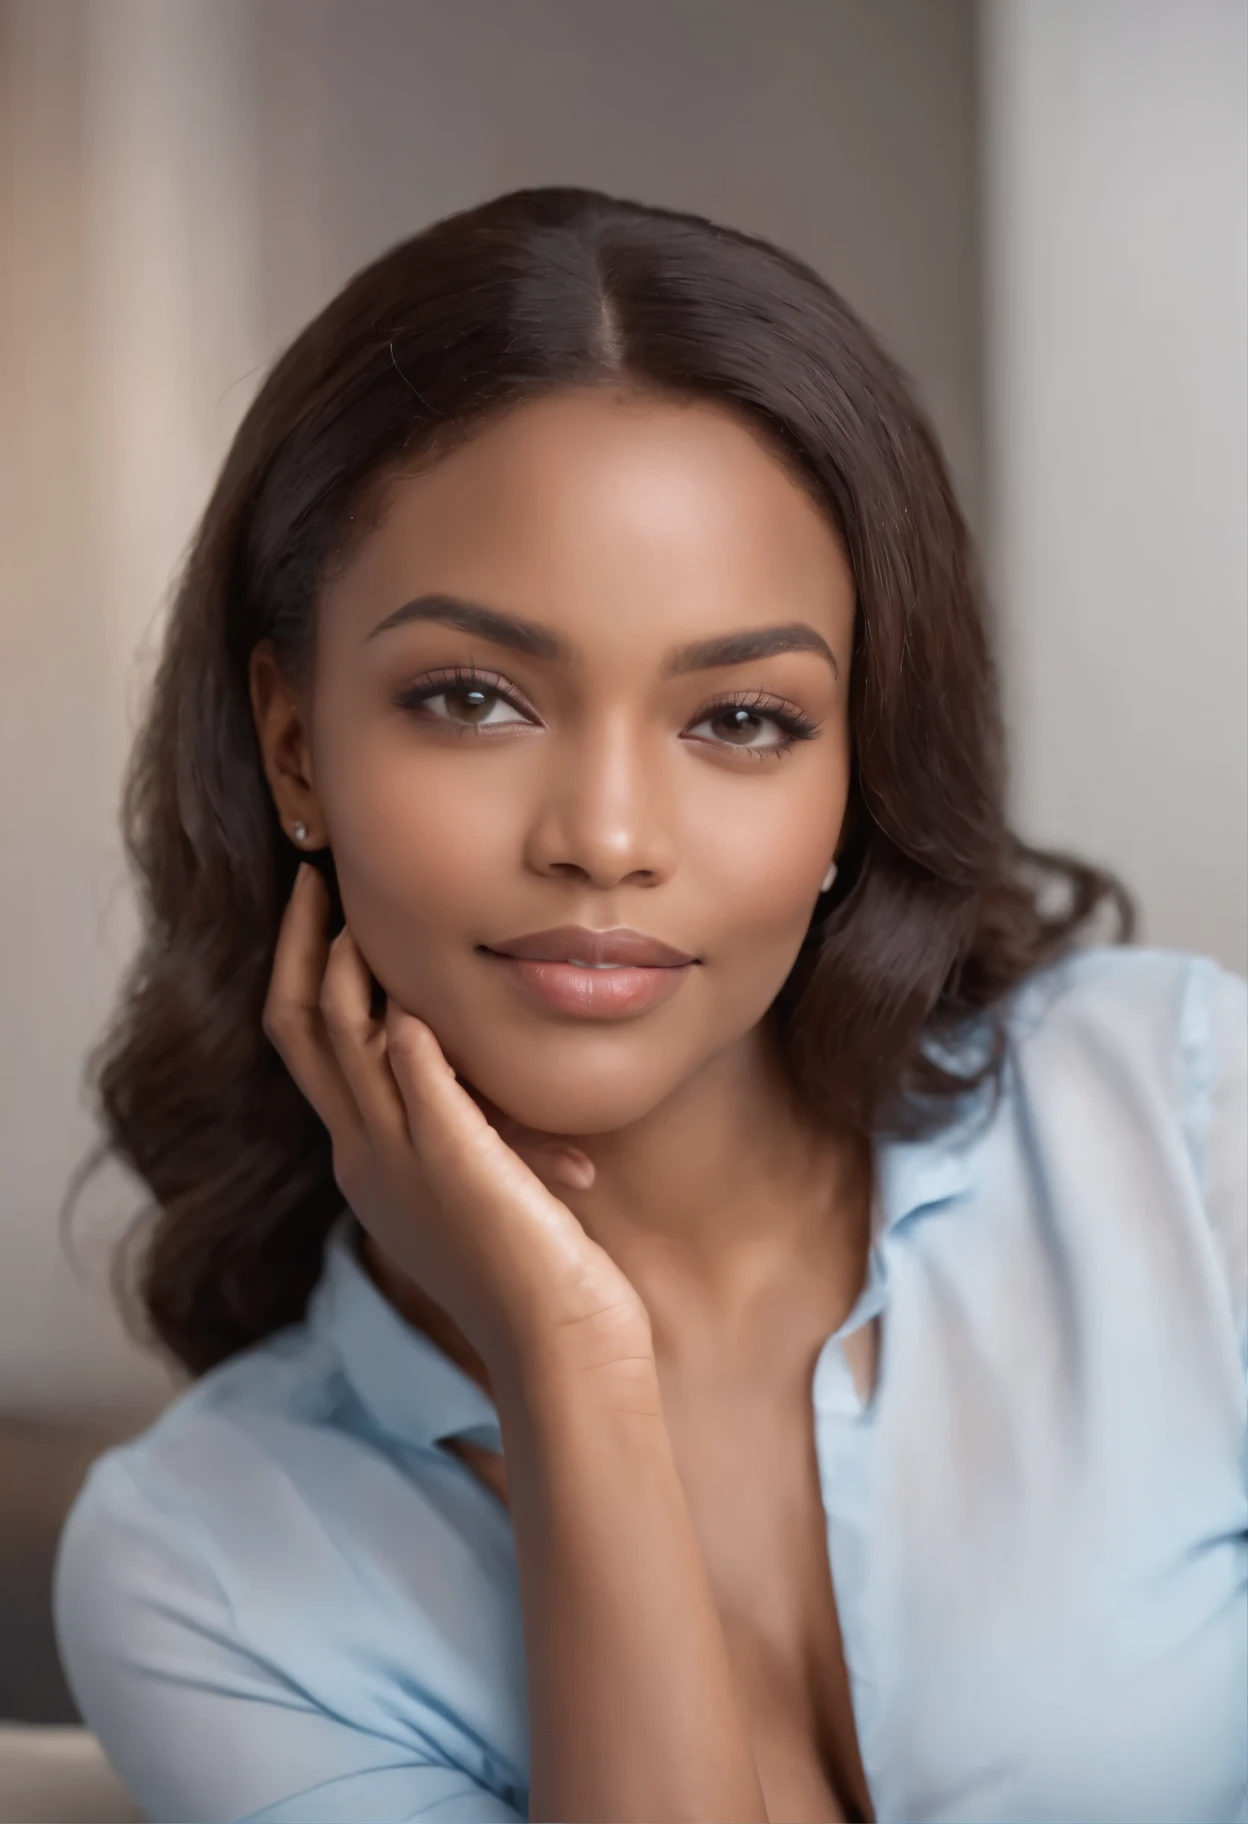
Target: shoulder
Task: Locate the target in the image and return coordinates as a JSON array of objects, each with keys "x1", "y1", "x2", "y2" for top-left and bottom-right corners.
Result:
[
  {"x1": 1001, "y1": 943, "x2": 1245, "y2": 1066},
  {"x1": 53, "y1": 1302, "x2": 518, "y2": 1640},
  {"x1": 937, "y1": 944, "x2": 1245, "y2": 1152},
  {"x1": 52, "y1": 1331, "x2": 529, "y2": 1821},
  {"x1": 65, "y1": 1320, "x2": 353, "y2": 1514},
  {"x1": 55, "y1": 1325, "x2": 357, "y2": 1631},
  {"x1": 53, "y1": 1320, "x2": 524, "y2": 1768},
  {"x1": 998, "y1": 946, "x2": 1245, "y2": 1178},
  {"x1": 985, "y1": 945, "x2": 1246, "y2": 1351},
  {"x1": 54, "y1": 1306, "x2": 475, "y2": 1618}
]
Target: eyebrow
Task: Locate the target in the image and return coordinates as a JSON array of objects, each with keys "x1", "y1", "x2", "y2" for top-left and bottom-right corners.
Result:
[{"x1": 365, "y1": 592, "x2": 839, "y2": 679}]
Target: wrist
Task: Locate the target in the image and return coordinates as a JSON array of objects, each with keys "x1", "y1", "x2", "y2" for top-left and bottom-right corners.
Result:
[{"x1": 487, "y1": 1320, "x2": 664, "y2": 1439}]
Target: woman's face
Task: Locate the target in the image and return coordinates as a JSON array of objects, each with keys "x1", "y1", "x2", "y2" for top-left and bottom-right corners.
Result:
[{"x1": 263, "y1": 387, "x2": 855, "y2": 1136}]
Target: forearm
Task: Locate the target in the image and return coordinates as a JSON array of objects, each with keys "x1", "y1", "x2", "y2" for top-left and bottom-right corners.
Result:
[{"x1": 493, "y1": 1352, "x2": 768, "y2": 1824}]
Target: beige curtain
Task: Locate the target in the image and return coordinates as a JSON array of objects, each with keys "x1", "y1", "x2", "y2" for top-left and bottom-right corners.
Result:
[{"x1": 0, "y1": 0, "x2": 265, "y2": 1416}]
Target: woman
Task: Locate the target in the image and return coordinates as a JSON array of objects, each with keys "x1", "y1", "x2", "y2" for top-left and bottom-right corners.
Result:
[{"x1": 55, "y1": 187, "x2": 1246, "y2": 1824}]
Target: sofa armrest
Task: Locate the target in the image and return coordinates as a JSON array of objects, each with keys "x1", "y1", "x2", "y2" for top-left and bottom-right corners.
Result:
[{"x1": 0, "y1": 1725, "x2": 142, "y2": 1823}]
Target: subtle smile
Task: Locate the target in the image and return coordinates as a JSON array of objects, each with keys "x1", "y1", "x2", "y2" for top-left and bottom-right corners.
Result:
[{"x1": 477, "y1": 925, "x2": 699, "y2": 1019}]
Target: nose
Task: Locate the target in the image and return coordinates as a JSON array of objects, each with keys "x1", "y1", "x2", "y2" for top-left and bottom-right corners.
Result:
[{"x1": 521, "y1": 711, "x2": 677, "y2": 891}]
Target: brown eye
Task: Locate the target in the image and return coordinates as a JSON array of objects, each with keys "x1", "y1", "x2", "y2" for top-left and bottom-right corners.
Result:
[
  {"x1": 393, "y1": 669, "x2": 534, "y2": 731},
  {"x1": 686, "y1": 694, "x2": 820, "y2": 759},
  {"x1": 711, "y1": 706, "x2": 787, "y2": 747},
  {"x1": 440, "y1": 687, "x2": 498, "y2": 722},
  {"x1": 415, "y1": 686, "x2": 529, "y2": 728}
]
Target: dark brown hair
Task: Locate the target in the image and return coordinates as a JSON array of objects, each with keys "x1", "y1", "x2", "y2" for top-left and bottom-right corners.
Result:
[{"x1": 66, "y1": 186, "x2": 1131, "y2": 1379}]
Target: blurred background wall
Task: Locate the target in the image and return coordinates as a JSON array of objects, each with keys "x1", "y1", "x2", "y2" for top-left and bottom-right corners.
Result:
[
  {"x1": 983, "y1": 0, "x2": 1248, "y2": 978},
  {"x1": 1, "y1": 0, "x2": 1244, "y2": 1432}
]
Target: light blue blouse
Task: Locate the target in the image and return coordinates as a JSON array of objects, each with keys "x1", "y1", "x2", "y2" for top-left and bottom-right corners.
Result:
[{"x1": 54, "y1": 947, "x2": 1247, "y2": 1824}]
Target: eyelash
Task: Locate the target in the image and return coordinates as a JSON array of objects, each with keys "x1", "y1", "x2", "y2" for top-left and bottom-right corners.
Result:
[{"x1": 391, "y1": 665, "x2": 820, "y2": 761}]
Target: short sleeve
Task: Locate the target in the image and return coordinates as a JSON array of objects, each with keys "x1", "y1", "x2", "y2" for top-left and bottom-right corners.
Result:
[
  {"x1": 1181, "y1": 958, "x2": 1248, "y2": 1373},
  {"x1": 53, "y1": 1454, "x2": 525, "y2": 1824}
]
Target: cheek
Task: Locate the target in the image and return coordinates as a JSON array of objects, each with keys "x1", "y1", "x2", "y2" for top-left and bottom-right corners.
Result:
[
  {"x1": 688, "y1": 748, "x2": 850, "y2": 945},
  {"x1": 316, "y1": 729, "x2": 514, "y2": 971},
  {"x1": 708, "y1": 799, "x2": 828, "y2": 930},
  {"x1": 690, "y1": 820, "x2": 826, "y2": 1032}
]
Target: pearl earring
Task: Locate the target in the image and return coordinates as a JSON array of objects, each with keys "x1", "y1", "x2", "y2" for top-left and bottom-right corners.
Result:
[
  {"x1": 291, "y1": 821, "x2": 309, "y2": 843},
  {"x1": 820, "y1": 861, "x2": 838, "y2": 894}
]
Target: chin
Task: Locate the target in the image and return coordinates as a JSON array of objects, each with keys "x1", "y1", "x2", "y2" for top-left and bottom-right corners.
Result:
[{"x1": 440, "y1": 1035, "x2": 688, "y2": 1138}]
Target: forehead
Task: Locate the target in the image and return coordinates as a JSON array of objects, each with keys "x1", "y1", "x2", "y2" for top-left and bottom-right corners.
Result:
[{"x1": 323, "y1": 388, "x2": 854, "y2": 656}]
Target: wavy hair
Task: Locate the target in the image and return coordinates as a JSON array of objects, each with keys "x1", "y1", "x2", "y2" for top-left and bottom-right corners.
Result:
[{"x1": 66, "y1": 186, "x2": 1132, "y2": 1378}]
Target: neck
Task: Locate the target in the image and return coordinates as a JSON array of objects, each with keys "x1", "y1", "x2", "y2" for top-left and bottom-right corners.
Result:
[
  {"x1": 361, "y1": 1024, "x2": 872, "y2": 1388},
  {"x1": 557, "y1": 1028, "x2": 870, "y2": 1353}
]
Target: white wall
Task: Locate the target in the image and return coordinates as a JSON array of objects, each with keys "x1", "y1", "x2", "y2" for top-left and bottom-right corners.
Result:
[
  {"x1": 981, "y1": 0, "x2": 1248, "y2": 974},
  {"x1": 1, "y1": 0, "x2": 983, "y2": 1416}
]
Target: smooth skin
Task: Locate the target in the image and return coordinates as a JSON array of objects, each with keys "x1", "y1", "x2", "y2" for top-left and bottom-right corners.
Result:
[{"x1": 252, "y1": 388, "x2": 875, "y2": 1821}]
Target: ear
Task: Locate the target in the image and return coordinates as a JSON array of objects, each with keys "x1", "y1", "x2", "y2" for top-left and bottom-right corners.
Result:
[{"x1": 249, "y1": 641, "x2": 327, "y2": 845}]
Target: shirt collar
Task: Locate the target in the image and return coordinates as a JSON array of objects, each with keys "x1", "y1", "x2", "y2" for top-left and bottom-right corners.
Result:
[
  {"x1": 872, "y1": 1121, "x2": 978, "y2": 1241},
  {"x1": 871, "y1": 1035, "x2": 996, "y2": 1242},
  {"x1": 306, "y1": 1211, "x2": 505, "y2": 1455}
]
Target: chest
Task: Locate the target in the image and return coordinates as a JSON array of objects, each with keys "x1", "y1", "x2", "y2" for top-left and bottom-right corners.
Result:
[
  {"x1": 660, "y1": 1356, "x2": 874, "y2": 1824},
  {"x1": 449, "y1": 1352, "x2": 874, "y2": 1823}
]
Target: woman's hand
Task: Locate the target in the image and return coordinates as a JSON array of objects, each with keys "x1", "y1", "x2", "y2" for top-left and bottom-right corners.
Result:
[{"x1": 262, "y1": 863, "x2": 654, "y2": 1391}]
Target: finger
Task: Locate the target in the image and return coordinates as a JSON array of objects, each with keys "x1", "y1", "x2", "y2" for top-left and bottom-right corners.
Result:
[
  {"x1": 383, "y1": 1006, "x2": 544, "y2": 1199},
  {"x1": 382, "y1": 1007, "x2": 486, "y2": 1155},
  {"x1": 528, "y1": 1145, "x2": 596, "y2": 1192},
  {"x1": 493, "y1": 1123, "x2": 596, "y2": 1192},
  {"x1": 457, "y1": 1082, "x2": 596, "y2": 1192},
  {"x1": 319, "y1": 925, "x2": 411, "y2": 1145},
  {"x1": 384, "y1": 1011, "x2": 613, "y2": 1324},
  {"x1": 263, "y1": 865, "x2": 364, "y2": 1142},
  {"x1": 384, "y1": 1008, "x2": 598, "y2": 1219}
]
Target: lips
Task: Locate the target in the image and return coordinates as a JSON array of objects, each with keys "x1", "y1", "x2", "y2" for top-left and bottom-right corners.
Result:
[
  {"x1": 478, "y1": 925, "x2": 699, "y2": 1019},
  {"x1": 482, "y1": 925, "x2": 697, "y2": 968}
]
